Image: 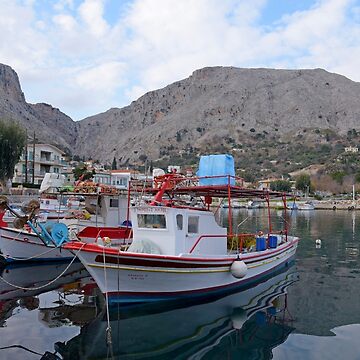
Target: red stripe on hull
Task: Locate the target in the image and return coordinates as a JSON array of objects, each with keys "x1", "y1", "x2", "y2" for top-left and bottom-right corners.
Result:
[
  {"x1": 65, "y1": 239, "x2": 298, "y2": 264},
  {"x1": 94, "y1": 244, "x2": 294, "y2": 268}
]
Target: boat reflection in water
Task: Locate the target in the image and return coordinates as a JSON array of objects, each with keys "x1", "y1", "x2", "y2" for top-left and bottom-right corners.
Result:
[
  {"x1": 0, "y1": 261, "x2": 88, "y2": 302},
  {"x1": 50, "y1": 265, "x2": 298, "y2": 360}
]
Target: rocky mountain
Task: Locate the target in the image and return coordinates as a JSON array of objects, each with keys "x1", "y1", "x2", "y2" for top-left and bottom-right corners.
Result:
[
  {"x1": 1, "y1": 63, "x2": 360, "y2": 179},
  {"x1": 75, "y1": 67, "x2": 360, "y2": 168},
  {"x1": 0, "y1": 64, "x2": 77, "y2": 154}
]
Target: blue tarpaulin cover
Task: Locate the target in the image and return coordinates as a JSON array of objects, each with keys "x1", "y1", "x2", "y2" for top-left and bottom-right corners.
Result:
[{"x1": 196, "y1": 154, "x2": 235, "y2": 185}]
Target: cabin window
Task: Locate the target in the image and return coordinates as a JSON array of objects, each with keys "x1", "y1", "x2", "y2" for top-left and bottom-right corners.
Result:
[
  {"x1": 176, "y1": 214, "x2": 183, "y2": 230},
  {"x1": 188, "y1": 216, "x2": 199, "y2": 234},
  {"x1": 138, "y1": 214, "x2": 167, "y2": 229},
  {"x1": 110, "y1": 199, "x2": 119, "y2": 208}
]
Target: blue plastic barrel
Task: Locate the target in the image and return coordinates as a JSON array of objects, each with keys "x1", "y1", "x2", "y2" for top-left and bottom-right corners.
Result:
[
  {"x1": 255, "y1": 311, "x2": 267, "y2": 325},
  {"x1": 256, "y1": 237, "x2": 267, "y2": 251},
  {"x1": 269, "y1": 235, "x2": 278, "y2": 249}
]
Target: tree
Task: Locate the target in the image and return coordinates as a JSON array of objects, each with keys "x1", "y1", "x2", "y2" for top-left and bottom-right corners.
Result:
[
  {"x1": 0, "y1": 119, "x2": 26, "y2": 192},
  {"x1": 73, "y1": 164, "x2": 94, "y2": 181},
  {"x1": 295, "y1": 173, "x2": 311, "y2": 192},
  {"x1": 111, "y1": 157, "x2": 117, "y2": 170},
  {"x1": 355, "y1": 172, "x2": 360, "y2": 183},
  {"x1": 330, "y1": 171, "x2": 345, "y2": 185},
  {"x1": 270, "y1": 180, "x2": 292, "y2": 192}
]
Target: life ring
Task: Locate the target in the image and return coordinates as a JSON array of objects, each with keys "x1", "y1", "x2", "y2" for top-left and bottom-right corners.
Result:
[{"x1": 332, "y1": 206, "x2": 336, "y2": 210}]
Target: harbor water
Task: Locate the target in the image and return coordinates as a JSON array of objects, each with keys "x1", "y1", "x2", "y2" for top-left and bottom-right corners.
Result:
[{"x1": 1, "y1": 209, "x2": 360, "y2": 359}]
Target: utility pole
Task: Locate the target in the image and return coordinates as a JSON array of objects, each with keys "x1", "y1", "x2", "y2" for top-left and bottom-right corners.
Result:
[
  {"x1": 32, "y1": 131, "x2": 36, "y2": 184},
  {"x1": 24, "y1": 129, "x2": 28, "y2": 183}
]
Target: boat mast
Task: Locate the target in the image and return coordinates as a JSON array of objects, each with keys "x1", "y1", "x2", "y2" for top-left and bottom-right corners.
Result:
[{"x1": 227, "y1": 175, "x2": 233, "y2": 236}]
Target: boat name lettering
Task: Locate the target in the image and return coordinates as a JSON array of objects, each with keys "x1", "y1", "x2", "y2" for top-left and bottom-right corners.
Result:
[
  {"x1": 136, "y1": 207, "x2": 167, "y2": 214},
  {"x1": 127, "y1": 274, "x2": 148, "y2": 280}
]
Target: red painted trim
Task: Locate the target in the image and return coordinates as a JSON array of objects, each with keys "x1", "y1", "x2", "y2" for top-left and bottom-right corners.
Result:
[
  {"x1": 95, "y1": 243, "x2": 295, "y2": 268},
  {"x1": 77, "y1": 226, "x2": 132, "y2": 240},
  {"x1": 95, "y1": 254, "x2": 231, "y2": 268},
  {"x1": 1, "y1": 233, "x2": 41, "y2": 246},
  {"x1": 1, "y1": 233, "x2": 44, "y2": 247},
  {"x1": 189, "y1": 234, "x2": 227, "y2": 254}
]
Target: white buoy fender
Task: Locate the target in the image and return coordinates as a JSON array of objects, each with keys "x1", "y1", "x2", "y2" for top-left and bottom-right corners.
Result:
[
  {"x1": 231, "y1": 309, "x2": 247, "y2": 330},
  {"x1": 230, "y1": 259, "x2": 247, "y2": 278}
]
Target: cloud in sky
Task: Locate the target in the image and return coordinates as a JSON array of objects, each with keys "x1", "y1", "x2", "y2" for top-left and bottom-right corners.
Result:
[{"x1": 0, "y1": 0, "x2": 359, "y2": 120}]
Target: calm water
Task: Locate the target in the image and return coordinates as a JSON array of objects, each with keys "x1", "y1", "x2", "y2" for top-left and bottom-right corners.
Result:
[{"x1": 1, "y1": 209, "x2": 360, "y2": 359}]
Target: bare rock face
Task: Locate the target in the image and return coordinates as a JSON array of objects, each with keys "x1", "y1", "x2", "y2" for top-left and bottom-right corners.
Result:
[
  {"x1": 1, "y1": 63, "x2": 360, "y2": 168},
  {"x1": 0, "y1": 64, "x2": 25, "y2": 103},
  {"x1": 74, "y1": 67, "x2": 360, "y2": 164},
  {"x1": 0, "y1": 64, "x2": 77, "y2": 154}
]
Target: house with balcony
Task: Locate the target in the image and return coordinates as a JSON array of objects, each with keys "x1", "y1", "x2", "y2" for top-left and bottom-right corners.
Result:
[{"x1": 13, "y1": 144, "x2": 69, "y2": 185}]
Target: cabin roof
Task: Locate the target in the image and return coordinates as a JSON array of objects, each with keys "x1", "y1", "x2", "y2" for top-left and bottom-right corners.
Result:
[{"x1": 142, "y1": 184, "x2": 287, "y2": 199}]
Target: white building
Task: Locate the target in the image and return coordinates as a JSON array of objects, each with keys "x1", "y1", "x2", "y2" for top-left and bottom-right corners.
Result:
[
  {"x1": 13, "y1": 144, "x2": 69, "y2": 185},
  {"x1": 93, "y1": 171, "x2": 112, "y2": 185},
  {"x1": 110, "y1": 170, "x2": 132, "y2": 189}
]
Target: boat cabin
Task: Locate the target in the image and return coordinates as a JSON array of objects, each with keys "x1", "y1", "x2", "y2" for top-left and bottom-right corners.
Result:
[
  {"x1": 129, "y1": 205, "x2": 227, "y2": 256},
  {"x1": 84, "y1": 194, "x2": 129, "y2": 227}
]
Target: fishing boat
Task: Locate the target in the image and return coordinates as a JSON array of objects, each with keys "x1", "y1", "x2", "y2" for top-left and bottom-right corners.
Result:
[
  {"x1": 65, "y1": 170, "x2": 299, "y2": 304},
  {"x1": 221, "y1": 200, "x2": 244, "y2": 209},
  {"x1": 0, "y1": 195, "x2": 133, "y2": 262},
  {"x1": 245, "y1": 200, "x2": 262, "y2": 209},
  {"x1": 297, "y1": 201, "x2": 315, "y2": 211}
]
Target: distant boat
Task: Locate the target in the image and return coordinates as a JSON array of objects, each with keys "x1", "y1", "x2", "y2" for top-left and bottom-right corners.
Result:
[
  {"x1": 246, "y1": 200, "x2": 262, "y2": 209},
  {"x1": 221, "y1": 200, "x2": 244, "y2": 209},
  {"x1": 297, "y1": 201, "x2": 315, "y2": 211},
  {"x1": 286, "y1": 202, "x2": 298, "y2": 210}
]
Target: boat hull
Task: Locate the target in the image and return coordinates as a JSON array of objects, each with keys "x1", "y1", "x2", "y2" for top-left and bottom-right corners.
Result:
[
  {"x1": 66, "y1": 237, "x2": 298, "y2": 304},
  {"x1": 0, "y1": 227, "x2": 73, "y2": 262}
]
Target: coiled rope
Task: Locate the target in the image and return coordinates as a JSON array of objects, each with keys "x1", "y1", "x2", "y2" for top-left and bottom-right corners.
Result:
[{"x1": 0, "y1": 242, "x2": 86, "y2": 291}]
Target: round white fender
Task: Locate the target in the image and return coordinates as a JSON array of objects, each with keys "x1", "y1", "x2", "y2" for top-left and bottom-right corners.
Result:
[
  {"x1": 230, "y1": 259, "x2": 247, "y2": 278},
  {"x1": 231, "y1": 309, "x2": 247, "y2": 330}
]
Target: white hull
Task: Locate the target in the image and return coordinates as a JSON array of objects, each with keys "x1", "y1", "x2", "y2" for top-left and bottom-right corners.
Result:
[
  {"x1": 0, "y1": 227, "x2": 73, "y2": 262},
  {"x1": 70, "y1": 237, "x2": 298, "y2": 303}
]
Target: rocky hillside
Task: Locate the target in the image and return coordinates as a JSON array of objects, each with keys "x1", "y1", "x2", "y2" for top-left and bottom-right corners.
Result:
[
  {"x1": 75, "y1": 67, "x2": 360, "y2": 169},
  {"x1": 2, "y1": 63, "x2": 360, "y2": 180},
  {"x1": 0, "y1": 64, "x2": 77, "y2": 154}
]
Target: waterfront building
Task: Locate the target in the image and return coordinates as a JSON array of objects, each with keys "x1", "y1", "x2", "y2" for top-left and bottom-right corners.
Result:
[{"x1": 13, "y1": 144, "x2": 69, "y2": 185}]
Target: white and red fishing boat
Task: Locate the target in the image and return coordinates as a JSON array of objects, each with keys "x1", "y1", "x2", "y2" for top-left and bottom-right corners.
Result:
[
  {"x1": 0, "y1": 195, "x2": 133, "y2": 262},
  {"x1": 65, "y1": 170, "x2": 299, "y2": 304},
  {"x1": 0, "y1": 226, "x2": 74, "y2": 262}
]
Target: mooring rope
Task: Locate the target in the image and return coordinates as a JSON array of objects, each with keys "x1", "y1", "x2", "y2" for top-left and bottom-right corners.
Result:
[
  {"x1": 0, "y1": 243, "x2": 86, "y2": 291},
  {"x1": 102, "y1": 246, "x2": 115, "y2": 358},
  {"x1": 0, "y1": 344, "x2": 42, "y2": 356},
  {"x1": 103, "y1": 246, "x2": 112, "y2": 338},
  {"x1": 0, "y1": 244, "x2": 60, "y2": 261}
]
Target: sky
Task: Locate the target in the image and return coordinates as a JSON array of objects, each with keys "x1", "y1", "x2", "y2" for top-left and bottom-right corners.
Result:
[{"x1": 0, "y1": 0, "x2": 360, "y2": 120}]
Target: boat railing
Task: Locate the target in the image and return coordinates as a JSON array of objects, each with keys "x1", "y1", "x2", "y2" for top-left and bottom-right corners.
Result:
[{"x1": 189, "y1": 231, "x2": 288, "y2": 254}]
